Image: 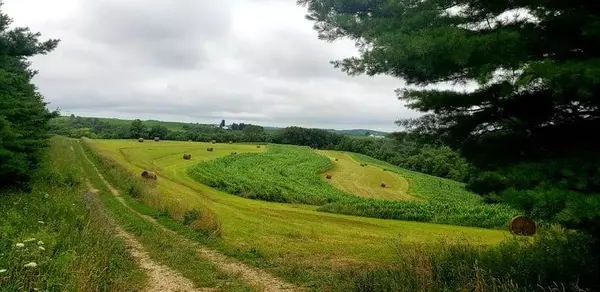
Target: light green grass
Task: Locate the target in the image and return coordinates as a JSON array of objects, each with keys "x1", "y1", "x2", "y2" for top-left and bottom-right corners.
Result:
[
  {"x1": 71, "y1": 138, "x2": 252, "y2": 291},
  {"x1": 86, "y1": 139, "x2": 510, "y2": 289},
  {"x1": 317, "y1": 150, "x2": 414, "y2": 201}
]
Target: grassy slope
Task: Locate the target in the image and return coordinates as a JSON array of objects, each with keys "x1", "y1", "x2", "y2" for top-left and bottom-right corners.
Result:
[
  {"x1": 87, "y1": 139, "x2": 509, "y2": 289},
  {"x1": 317, "y1": 150, "x2": 414, "y2": 201},
  {"x1": 72, "y1": 138, "x2": 252, "y2": 291},
  {"x1": 189, "y1": 145, "x2": 519, "y2": 228},
  {"x1": 0, "y1": 137, "x2": 145, "y2": 291}
]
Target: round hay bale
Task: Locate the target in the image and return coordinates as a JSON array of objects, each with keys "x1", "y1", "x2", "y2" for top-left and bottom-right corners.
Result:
[
  {"x1": 141, "y1": 170, "x2": 157, "y2": 180},
  {"x1": 207, "y1": 147, "x2": 214, "y2": 152},
  {"x1": 183, "y1": 154, "x2": 192, "y2": 160},
  {"x1": 138, "y1": 138, "x2": 144, "y2": 143},
  {"x1": 380, "y1": 183, "x2": 387, "y2": 188},
  {"x1": 509, "y1": 216, "x2": 537, "y2": 236},
  {"x1": 211, "y1": 140, "x2": 216, "y2": 144},
  {"x1": 256, "y1": 145, "x2": 261, "y2": 149},
  {"x1": 360, "y1": 163, "x2": 366, "y2": 167},
  {"x1": 335, "y1": 158, "x2": 339, "y2": 161},
  {"x1": 154, "y1": 137, "x2": 160, "y2": 142},
  {"x1": 383, "y1": 168, "x2": 387, "y2": 172},
  {"x1": 325, "y1": 174, "x2": 332, "y2": 179}
]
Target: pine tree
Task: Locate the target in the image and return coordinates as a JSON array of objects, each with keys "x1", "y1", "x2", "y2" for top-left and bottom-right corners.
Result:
[{"x1": 0, "y1": 1, "x2": 59, "y2": 188}]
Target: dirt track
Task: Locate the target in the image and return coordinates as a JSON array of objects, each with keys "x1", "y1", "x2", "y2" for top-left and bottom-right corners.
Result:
[{"x1": 80, "y1": 144, "x2": 300, "y2": 292}]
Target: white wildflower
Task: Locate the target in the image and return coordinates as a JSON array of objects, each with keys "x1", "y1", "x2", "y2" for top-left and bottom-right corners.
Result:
[
  {"x1": 15, "y1": 243, "x2": 24, "y2": 248},
  {"x1": 37, "y1": 241, "x2": 44, "y2": 245},
  {"x1": 37, "y1": 221, "x2": 45, "y2": 224},
  {"x1": 38, "y1": 246, "x2": 45, "y2": 251},
  {"x1": 0, "y1": 269, "x2": 7, "y2": 273},
  {"x1": 24, "y1": 262, "x2": 37, "y2": 268},
  {"x1": 23, "y1": 238, "x2": 36, "y2": 243}
]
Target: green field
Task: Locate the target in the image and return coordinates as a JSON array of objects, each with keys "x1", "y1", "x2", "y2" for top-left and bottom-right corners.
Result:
[
  {"x1": 188, "y1": 145, "x2": 519, "y2": 228},
  {"x1": 83, "y1": 139, "x2": 511, "y2": 287}
]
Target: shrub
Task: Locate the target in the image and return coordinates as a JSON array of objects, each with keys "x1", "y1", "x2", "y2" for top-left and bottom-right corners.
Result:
[{"x1": 182, "y1": 209, "x2": 201, "y2": 226}]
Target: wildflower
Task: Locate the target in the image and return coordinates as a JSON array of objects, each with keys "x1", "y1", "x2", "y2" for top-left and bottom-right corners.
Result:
[
  {"x1": 0, "y1": 269, "x2": 7, "y2": 273},
  {"x1": 24, "y1": 262, "x2": 37, "y2": 268},
  {"x1": 44, "y1": 194, "x2": 49, "y2": 199},
  {"x1": 37, "y1": 221, "x2": 45, "y2": 224},
  {"x1": 23, "y1": 238, "x2": 36, "y2": 243},
  {"x1": 15, "y1": 243, "x2": 24, "y2": 248},
  {"x1": 38, "y1": 246, "x2": 45, "y2": 251},
  {"x1": 37, "y1": 241, "x2": 44, "y2": 246}
]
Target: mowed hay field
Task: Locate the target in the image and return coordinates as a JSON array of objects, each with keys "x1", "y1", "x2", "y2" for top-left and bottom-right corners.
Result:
[
  {"x1": 86, "y1": 140, "x2": 511, "y2": 285},
  {"x1": 317, "y1": 150, "x2": 414, "y2": 201}
]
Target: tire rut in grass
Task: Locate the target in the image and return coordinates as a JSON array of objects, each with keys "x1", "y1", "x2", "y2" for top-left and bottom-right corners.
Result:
[
  {"x1": 80, "y1": 144, "x2": 301, "y2": 292},
  {"x1": 85, "y1": 182, "x2": 207, "y2": 292}
]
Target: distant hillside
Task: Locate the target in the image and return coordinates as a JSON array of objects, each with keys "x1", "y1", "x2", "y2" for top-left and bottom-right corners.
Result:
[
  {"x1": 61, "y1": 116, "x2": 388, "y2": 136},
  {"x1": 263, "y1": 126, "x2": 388, "y2": 137},
  {"x1": 55, "y1": 116, "x2": 215, "y2": 132}
]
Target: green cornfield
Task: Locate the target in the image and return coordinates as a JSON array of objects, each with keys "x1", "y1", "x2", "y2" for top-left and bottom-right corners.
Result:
[{"x1": 188, "y1": 145, "x2": 520, "y2": 228}]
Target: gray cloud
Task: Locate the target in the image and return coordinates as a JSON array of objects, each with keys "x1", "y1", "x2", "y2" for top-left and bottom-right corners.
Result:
[{"x1": 4, "y1": 0, "x2": 420, "y2": 132}]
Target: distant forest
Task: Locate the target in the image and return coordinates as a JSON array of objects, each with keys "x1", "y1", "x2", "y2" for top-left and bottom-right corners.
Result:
[{"x1": 50, "y1": 115, "x2": 470, "y2": 181}]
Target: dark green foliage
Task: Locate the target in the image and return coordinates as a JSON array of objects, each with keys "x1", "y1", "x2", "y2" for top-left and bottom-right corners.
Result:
[
  {"x1": 148, "y1": 124, "x2": 168, "y2": 140},
  {"x1": 130, "y1": 119, "x2": 147, "y2": 139},
  {"x1": 271, "y1": 126, "x2": 344, "y2": 149},
  {"x1": 0, "y1": 3, "x2": 59, "y2": 188},
  {"x1": 353, "y1": 226, "x2": 599, "y2": 291},
  {"x1": 188, "y1": 146, "x2": 518, "y2": 228},
  {"x1": 299, "y1": 0, "x2": 600, "y2": 239}
]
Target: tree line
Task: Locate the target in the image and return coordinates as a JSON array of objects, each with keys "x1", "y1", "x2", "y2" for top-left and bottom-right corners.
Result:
[{"x1": 49, "y1": 116, "x2": 471, "y2": 181}]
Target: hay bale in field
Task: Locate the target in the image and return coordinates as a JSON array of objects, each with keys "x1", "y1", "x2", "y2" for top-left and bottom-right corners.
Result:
[
  {"x1": 138, "y1": 138, "x2": 144, "y2": 143},
  {"x1": 207, "y1": 147, "x2": 214, "y2": 152},
  {"x1": 383, "y1": 168, "x2": 387, "y2": 172},
  {"x1": 509, "y1": 216, "x2": 537, "y2": 236},
  {"x1": 211, "y1": 140, "x2": 216, "y2": 144},
  {"x1": 229, "y1": 141, "x2": 233, "y2": 144},
  {"x1": 380, "y1": 182, "x2": 386, "y2": 188},
  {"x1": 326, "y1": 174, "x2": 332, "y2": 179},
  {"x1": 256, "y1": 145, "x2": 261, "y2": 149},
  {"x1": 154, "y1": 137, "x2": 160, "y2": 142},
  {"x1": 183, "y1": 154, "x2": 192, "y2": 160},
  {"x1": 335, "y1": 158, "x2": 339, "y2": 161},
  {"x1": 141, "y1": 170, "x2": 157, "y2": 180},
  {"x1": 360, "y1": 163, "x2": 366, "y2": 167}
]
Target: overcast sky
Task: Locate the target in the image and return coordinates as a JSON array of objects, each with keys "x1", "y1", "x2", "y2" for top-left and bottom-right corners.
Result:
[{"x1": 3, "y1": 0, "x2": 421, "y2": 131}]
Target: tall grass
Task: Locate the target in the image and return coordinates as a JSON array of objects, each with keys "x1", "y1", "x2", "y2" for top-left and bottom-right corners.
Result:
[
  {"x1": 188, "y1": 145, "x2": 519, "y2": 228},
  {"x1": 352, "y1": 226, "x2": 598, "y2": 292},
  {"x1": 81, "y1": 138, "x2": 222, "y2": 237},
  {"x1": 0, "y1": 137, "x2": 145, "y2": 291}
]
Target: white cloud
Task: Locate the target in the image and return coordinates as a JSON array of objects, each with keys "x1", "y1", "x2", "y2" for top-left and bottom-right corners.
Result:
[{"x1": 2, "y1": 0, "x2": 420, "y2": 132}]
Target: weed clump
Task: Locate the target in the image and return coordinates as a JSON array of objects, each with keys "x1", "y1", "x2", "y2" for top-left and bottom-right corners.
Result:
[{"x1": 183, "y1": 209, "x2": 201, "y2": 226}]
